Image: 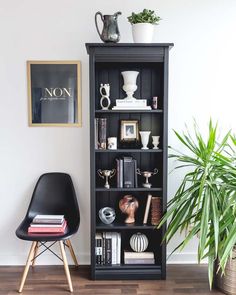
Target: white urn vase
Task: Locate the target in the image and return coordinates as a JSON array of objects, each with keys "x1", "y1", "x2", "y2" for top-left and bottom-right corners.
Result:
[
  {"x1": 152, "y1": 136, "x2": 160, "y2": 149},
  {"x1": 139, "y1": 131, "x2": 151, "y2": 149},
  {"x1": 121, "y1": 71, "x2": 139, "y2": 101},
  {"x1": 132, "y1": 23, "x2": 154, "y2": 43}
]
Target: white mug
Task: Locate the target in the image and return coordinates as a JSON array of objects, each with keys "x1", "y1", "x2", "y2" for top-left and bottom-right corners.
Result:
[{"x1": 108, "y1": 137, "x2": 117, "y2": 150}]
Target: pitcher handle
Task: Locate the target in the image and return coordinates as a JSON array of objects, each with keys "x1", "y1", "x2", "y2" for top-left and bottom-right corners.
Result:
[{"x1": 95, "y1": 11, "x2": 104, "y2": 39}]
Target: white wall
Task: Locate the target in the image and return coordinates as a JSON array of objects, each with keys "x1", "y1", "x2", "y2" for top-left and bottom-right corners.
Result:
[{"x1": 0, "y1": 0, "x2": 236, "y2": 265}]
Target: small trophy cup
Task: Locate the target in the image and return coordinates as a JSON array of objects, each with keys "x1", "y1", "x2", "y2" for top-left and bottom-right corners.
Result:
[
  {"x1": 97, "y1": 169, "x2": 116, "y2": 189},
  {"x1": 136, "y1": 168, "x2": 158, "y2": 188}
]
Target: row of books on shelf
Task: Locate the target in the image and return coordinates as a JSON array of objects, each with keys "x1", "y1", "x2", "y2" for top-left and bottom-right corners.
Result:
[
  {"x1": 95, "y1": 232, "x2": 155, "y2": 265},
  {"x1": 116, "y1": 156, "x2": 138, "y2": 188},
  {"x1": 28, "y1": 215, "x2": 67, "y2": 233},
  {"x1": 95, "y1": 232, "x2": 121, "y2": 265}
]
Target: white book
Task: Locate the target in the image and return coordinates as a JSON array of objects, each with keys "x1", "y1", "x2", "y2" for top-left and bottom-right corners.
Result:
[
  {"x1": 115, "y1": 99, "x2": 147, "y2": 107},
  {"x1": 34, "y1": 215, "x2": 64, "y2": 220},
  {"x1": 30, "y1": 221, "x2": 65, "y2": 228},
  {"x1": 111, "y1": 232, "x2": 117, "y2": 265},
  {"x1": 112, "y1": 106, "x2": 151, "y2": 110},
  {"x1": 124, "y1": 251, "x2": 154, "y2": 259},
  {"x1": 116, "y1": 233, "x2": 121, "y2": 264}
]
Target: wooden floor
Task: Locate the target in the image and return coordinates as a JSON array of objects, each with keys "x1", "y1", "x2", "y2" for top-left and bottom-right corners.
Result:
[{"x1": 0, "y1": 265, "x2": 223, "y2": 295}]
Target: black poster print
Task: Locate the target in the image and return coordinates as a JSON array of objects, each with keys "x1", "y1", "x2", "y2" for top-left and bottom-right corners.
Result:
[{"x1": 28, "y1": 62, "x2": 81, "y2": 126}]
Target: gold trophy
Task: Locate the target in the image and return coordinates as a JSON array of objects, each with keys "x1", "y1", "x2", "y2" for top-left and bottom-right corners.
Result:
[
  {"x1": 97, "y1": 169, "x2": 116, "y2": 189},
  {"x1": 136, "y1": 168, "x2": 158, "y2": 188}
]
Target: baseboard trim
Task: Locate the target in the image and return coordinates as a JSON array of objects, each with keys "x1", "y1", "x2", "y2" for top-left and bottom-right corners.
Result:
[
  {"x1": 167, "y1": 252, "x2": 207, "y2": 264},
  {"x1": 0, "y1": 252, "x2": 206, "y2": 266}
]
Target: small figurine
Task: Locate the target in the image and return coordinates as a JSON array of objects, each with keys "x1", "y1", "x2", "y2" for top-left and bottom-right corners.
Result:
[{"x1": 100, "y1": 83, "x2": 111, "y2": 110}]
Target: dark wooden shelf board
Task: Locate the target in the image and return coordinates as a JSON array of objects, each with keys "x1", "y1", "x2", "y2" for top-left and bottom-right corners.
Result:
[
  {"x1": 94, "y1": 265, "x2": 162, "y2": 280},
  {"x1": 96, "y1": 223, "x2": 156, "y2": 230},
  {"x1": 95, "y1": 149, "x2": 163, "y2": 153},
  {"x1": 95, "y1": 109, "x2": 163, "y2": 114},
  {"x1": 95, "y1": 187, "x2": 163, "y2": 192},
  {"x1": 95, "y1": 264, "x2": 161, "y2": 270}
]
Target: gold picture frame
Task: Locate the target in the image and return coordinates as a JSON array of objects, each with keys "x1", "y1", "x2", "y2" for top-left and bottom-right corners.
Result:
[
  {"x1": 120, "y1": 120, "x2": 139, "y2": 142},
  {"x1": 27, "y1": 61, "x2": 82, "y2": 127}
]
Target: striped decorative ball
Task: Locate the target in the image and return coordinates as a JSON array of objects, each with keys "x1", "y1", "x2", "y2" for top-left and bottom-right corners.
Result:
[{"x1": 130, "y1": 232, "x2": 148, "y2": 252}]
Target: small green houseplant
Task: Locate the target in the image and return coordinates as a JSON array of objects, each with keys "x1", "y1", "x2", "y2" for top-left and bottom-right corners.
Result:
[
  {"x1": 127, "y1": 9, "x2": 161, "y2": 43},
  {"x1": 158, "y1": 121, "x2": 236, "y2": 291}
]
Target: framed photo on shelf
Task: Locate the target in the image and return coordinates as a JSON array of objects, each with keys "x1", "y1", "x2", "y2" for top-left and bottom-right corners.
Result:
[
  {"x1": 27, "y1": 61, "x2": 82, "y2": 127},
  {"x1": 120, "y1": 120, "x2": 139, "y2": 142}
]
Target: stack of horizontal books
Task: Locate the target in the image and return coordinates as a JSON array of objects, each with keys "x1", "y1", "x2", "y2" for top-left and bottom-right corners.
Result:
[
  {"x1": 28, "y1": 215, "x2": 67, "y2": 234},
  {"x1": 124, "y1": 251, "x2": 155, "y2": 264}
]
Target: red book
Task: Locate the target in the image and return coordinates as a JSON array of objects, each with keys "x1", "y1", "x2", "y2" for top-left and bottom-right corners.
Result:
[{"x1": 28, "y1": 220, "x2": 67, "y2": 233}]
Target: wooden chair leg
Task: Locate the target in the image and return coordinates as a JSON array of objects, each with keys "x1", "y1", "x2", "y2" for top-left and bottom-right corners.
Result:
[
  {"x1": 66, "y1": 240, "x2": 78, "y2": 266},
  {"x1": 59, "y1": 241, "x2": 73, "y2": 292},
  {"x1": 32, "y1": 241, "x2": 39, "y2": 267},
  {"x1": 19, "y1": 241, "x2": 37, "y2": 293}
]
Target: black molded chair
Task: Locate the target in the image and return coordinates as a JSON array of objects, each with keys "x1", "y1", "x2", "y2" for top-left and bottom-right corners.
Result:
[{"x1": 16, "y1": 173, "x2": 80, "y2": 293}]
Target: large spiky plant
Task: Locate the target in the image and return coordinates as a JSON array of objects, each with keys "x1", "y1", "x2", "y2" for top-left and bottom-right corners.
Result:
[{"x1": 158, "y1": 120, "x2": 236, "y2": 288}]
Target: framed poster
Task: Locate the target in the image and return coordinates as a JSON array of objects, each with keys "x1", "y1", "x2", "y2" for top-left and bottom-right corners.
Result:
[{"x1": 27, "y1": 61, "x2": 82, "y2": 126}]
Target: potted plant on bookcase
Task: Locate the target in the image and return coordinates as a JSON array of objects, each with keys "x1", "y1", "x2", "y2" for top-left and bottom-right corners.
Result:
[
  {"x1": 127, "y1": 9, "x2": 161, "y2": 43},
  {"x1": 158, "y1": 120, "x2": 236, "y2": 294}
]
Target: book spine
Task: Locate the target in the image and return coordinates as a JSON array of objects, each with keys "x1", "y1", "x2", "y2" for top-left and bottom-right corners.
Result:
[
  {"x1": 95, "y1": 234, "x2": 103, "y2": 265},
  {"x1": 102, "y1": 232, "x2": 106, "y2": 265},
  {"x1": 124, "y1": 251, "x2": 154, "y2": 259},
  {"x1": 98, "y1": 118, "x2": 107, "y2": 150},
  {"x1": 143, "y1": 194, "x2": 152, "y2": 224},
  {"x1": 116, "y1": 159, "x2": 120, "y2": 188},
  {"x1": 123, "y1": 157, "x2": 134, "y2": 188},
  {"x1": 134, "y1": 159, "x2": 138, "y2": 188},
  {"x1": 117, "y1": 233, "x2": 121, "y2": 264},
  {"x1": 124, "y1": 258, "x2": 155, "y2": 264},
  {"x1": 105, "y1": 238, "x2": 112, "y2": 265},
  {"x1": 95, "y1": 236, "x2": 99, "y2": 265},
  {"x1": 28, "y1": 227, "x2": 65, "y2": 233},
  {"x1": 95, "y1": 118, "x2": 99, "y2": 149},
  {"x1": 119, "y1": 159, "x2": 123, "y2": 188},
  {"x1": 33, "y1": 219, "x2": 64, "y2": 224},
  {"x1": 111, "y1": 232, "x2": 117, "y2": 265},
  {"x1": 28, "y1": 221, "x2": 67, "y2": 233}
]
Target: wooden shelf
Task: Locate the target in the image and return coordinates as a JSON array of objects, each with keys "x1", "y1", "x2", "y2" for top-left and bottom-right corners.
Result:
[
  {"x1": 95, "y1": 149, "x2": 163, "y2": 153},
  {"x1": 95, "y1": 109, "x2": 163, "y2": 114},
  {"x1": 95, "y1": 264, "x2": 161, "y2": 270},
  {"x1": 95, "y1": 187, "x2": 162, "y2": 192},
  {"x1": 96, "y1": 222, "x2": 156, "y2": 230}
]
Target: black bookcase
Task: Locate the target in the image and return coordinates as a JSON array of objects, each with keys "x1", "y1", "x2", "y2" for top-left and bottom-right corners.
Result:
[{"x1": 86, "y1": 43, "x2": 173, "y2": 280}]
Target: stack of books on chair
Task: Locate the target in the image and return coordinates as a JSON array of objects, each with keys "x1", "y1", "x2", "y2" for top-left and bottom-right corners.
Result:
[
  {"x1": 124, "y1": 251, "x2": 155, "y2": 264},
  {"x1": 28, "y1": 215, "x2": 67, "y2": 233}
]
